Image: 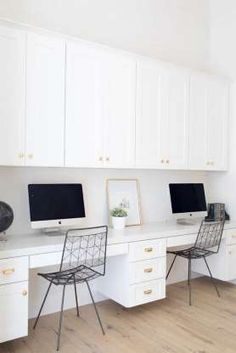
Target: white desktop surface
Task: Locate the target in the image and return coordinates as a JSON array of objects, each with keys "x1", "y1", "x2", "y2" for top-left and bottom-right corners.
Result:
[{"x1": 0, "y1": 220, "x2": 235, "y2": 260}]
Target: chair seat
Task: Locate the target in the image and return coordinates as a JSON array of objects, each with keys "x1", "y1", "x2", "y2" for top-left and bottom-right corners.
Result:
[
  {"x1": 168, "y1": 247, "x2": 214, "y2": 259},
  {"x1": 38, "y1": 265, "x2": 101, "y2": 286}
]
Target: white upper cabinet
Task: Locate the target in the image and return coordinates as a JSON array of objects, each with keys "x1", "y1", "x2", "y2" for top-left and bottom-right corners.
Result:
[
  {"x1": 136, "y1": 59, "x2": 163, "y2": 168},
  {"x1": 26, "y1": 33, "x2": 65, "y2": 167},
  {"x1": 0, "y1": 24, "x2": 230, "y2": 171},
  {"x1": 65, "y1": 42, "x2": 136, "y2": 168},
  {"x1": 65, "y1": 42, "x2": 103, "y2": 167},
  {"x1": 101, "y1": 52, "x2": 136, "y2": 168},
  {"x1": 136, "y1": 59, "x2": 189, "y2": 169},
  {"x1": 0, "y1": 26, "x2": 25, "y2": 166},
  {"x1": 162, "y1": 67, "x2": 189, "y2": 169},
  {"x1": 189, "y1": 73, "x2": 228, "y2": 171}
]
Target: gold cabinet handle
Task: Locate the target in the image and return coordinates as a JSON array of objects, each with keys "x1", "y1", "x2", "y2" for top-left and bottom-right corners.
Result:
[
  {"x1": 144, "y1": 289, "x2": 152, "y2": 295},
  {"x1": 98, "y1": 156, "x2": 103, "y2": 162},
  {"x1": 2, "y1": 268, "x2": 15, "y2": 275},
  {"x1": 106, "y1": 157, "x2": 110, "y2": 162},
  {"x1": 161, "y1": 159, "x2": 164, "y2": 164},
  {"x1": 166, "y1": 160, "x2": 170, "y2": 164},
  {"x1": 18, "y1": 153, "x2": 24, "y2": 159},
  {"x1": 144, "y1": 247, "x2": 153, "y2": 253},
  {"x1": 22, "y1": 290, "x2": 28, "y2": 296},
  {"x1": 144, "y1": 268, "x2": 153, "y2": 273},
  {"x1": 28, "y1": 153, "x2": 33, "y2": 159},
  {"x1": 206, "y1": 161, "x2": 210, "y2": 165}
]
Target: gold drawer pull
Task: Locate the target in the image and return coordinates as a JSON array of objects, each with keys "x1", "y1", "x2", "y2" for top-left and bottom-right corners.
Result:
[
  {"x1": 231, "y1": 235, "x2": 236, "y2": 238},
  {"x1": 144, "y1": 289, "x2": 152, "y2": 295},
  {"x1": 22, "y1": 290, "x2": 28, "y2": 296},
  {"x1": 2, "y1": 268, "x2": 15, "y2": 275},
  {"x1": 144, "y1": 268, "x2": 153, "y2": 273},
  {"x1": 144, "y1": 247, "x2": 153, "y2": 253}
]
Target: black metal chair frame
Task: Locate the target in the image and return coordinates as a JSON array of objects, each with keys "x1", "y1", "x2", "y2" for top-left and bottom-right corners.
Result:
[
  {"x1": 166, "y1": 220, "x2": 225, "y2": 305},
  {"x1": 33, "y1": 225, "x2": 108, "y2": 351}
]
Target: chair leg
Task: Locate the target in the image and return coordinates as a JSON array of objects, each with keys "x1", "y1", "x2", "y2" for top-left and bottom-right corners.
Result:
[
  {"x1": 33, "y1": 282, "x2": 53, "y2": 329},
  {"x1": 188, "y1": 257, "x2": 192, "y2": 306},
  {"x1": 203, "y1": 256, "x2": 220, "y2": 298},
  {"x1": 73, "y1": 277, "x2": 80, "y2": 317},
  {"x1": 166, "y1": 254, "x2": 178, "y2": 280},
  {"x1": 56, "y1": 285, "x2": 66, "y2": 351},
  {"x1": 85, "y1": 281, "x2": 105, "y2": 335}
]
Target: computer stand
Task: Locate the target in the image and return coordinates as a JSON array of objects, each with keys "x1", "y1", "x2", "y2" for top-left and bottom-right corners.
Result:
[
  {"x1": 176, "y1": 218, "x2": 199, "y2": 226},
  {"x1": 42, "y1": 228, "x2": 67, "y2": 236}
]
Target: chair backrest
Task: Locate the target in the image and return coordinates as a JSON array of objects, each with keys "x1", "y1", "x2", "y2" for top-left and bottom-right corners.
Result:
[
  {"x1": 194, "y1": 220, "x2": 225, "y2": 252},
  {"x1": 60, "y1": 225, "x2": 108, "y2": 275}
]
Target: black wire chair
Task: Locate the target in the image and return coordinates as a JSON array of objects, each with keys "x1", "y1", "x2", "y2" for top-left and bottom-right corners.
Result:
[
  {"x1": 33, "y1": 225, "x2": 108, "y2": 351},
  {"x1": 166, "y1": 219, "x2": 225, "y2": 305}
]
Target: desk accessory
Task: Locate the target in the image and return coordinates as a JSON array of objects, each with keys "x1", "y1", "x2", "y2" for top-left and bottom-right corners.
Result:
[
  {"x1": 111, "y1": 207, "x2": 127, "y2": 229},
  {"x1": 0, "y1": 201, "x2": 14, "y2": 239},
  {"x1": 205, "y1": 203, "x2": 230, "y2": 222},
  {"x1": 107, "y1": 179, "x2": 142, "y2": 226}
]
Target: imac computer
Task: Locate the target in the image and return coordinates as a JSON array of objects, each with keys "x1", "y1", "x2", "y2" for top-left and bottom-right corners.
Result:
[
  {"x1": 169, "y1": 183, "x2": 207, "y2": 225},
  {"x1": 28, "y1": 184, "x2": 85, "y2": 233}
]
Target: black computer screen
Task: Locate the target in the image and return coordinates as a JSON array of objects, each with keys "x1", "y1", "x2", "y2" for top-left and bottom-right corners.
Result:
[
  {"x1": 169, "y1": 183, "x2": 207, "y2": 214},
  {"x1": 28, "y1": 184, "x2": 85, "y2": 221}
]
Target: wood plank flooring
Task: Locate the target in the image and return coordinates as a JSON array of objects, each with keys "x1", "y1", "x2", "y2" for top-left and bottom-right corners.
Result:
[{"x1": 1, "y1": 277, "x2": 236, "y2": 353}]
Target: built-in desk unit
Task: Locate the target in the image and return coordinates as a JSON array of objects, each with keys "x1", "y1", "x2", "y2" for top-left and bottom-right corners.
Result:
[{"x1": 1, "y1": 221, "x2": 236, "y2": 343}]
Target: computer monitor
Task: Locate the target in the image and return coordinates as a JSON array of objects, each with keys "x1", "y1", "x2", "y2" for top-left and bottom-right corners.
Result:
[
  {"x1": 28, "y1": 184, "x2": 86, "y2": 231},
  {"x1": 169, "y1": 183, "x2": 207, "y2": 225}
]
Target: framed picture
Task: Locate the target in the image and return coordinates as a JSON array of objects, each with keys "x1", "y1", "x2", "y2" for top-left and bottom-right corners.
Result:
[{"x1": 107, "y1": 179, "x2": 142, "y2": 226}]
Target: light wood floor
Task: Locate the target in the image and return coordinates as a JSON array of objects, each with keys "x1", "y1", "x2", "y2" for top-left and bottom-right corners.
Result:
[{"x1": 1, "y1": 277, "x2": 236, "y2": 353}]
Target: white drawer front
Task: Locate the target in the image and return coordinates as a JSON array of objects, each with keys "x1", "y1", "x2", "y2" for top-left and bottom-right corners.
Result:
[
  {"x1": 0, "y1": 257, "x2": 28, "y2": 285},
  {"x1": 130, "y1": 279, "x2": 165, "y2": 306},
  {"x1": 226, "y1": 230, "x2": 236, "y2": 245},
  {"x1": 129, "y1": 257, "x2": 166, "y2": 284},
  {"x1": 30, "y1": 252, "x2": 62, "y2": 268},
  {"x1": 128, "y1": 239, "x2": 166, "y2": 262},
  {"x1": 0, "y1": 281, "x2": 28, "y2": 343}
]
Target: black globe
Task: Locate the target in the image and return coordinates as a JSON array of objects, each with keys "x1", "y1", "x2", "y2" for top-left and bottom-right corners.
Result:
[{"x1": 0, "y1": 202, "x2": 14, "y2": 233}]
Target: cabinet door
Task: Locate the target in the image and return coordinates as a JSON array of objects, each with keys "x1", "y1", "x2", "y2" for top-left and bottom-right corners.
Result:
[
  {"x1": 102, "y1": 52, "x2": 136, "y2": 168},
  {"x1": 135, "y1": 59, "x2": 163, "y2": 168},
  {"x1": 189, "y1": 74, "x2": 228, "y2": 171},
  {"x1": 162, "y1": 67, "x2": 189, "y2": 169},
  {"x1": 0, "y1": 26, "x2": 25, "y2": 166},
  {"x1": 207, "y1": 77, "x2": 228, "y2": 170},
  {"x1": 0, "y1": 282, "x2": 28, "y2": 343},
  {"x1": 189, "y1": 74, "x2": 208, "y2": 169},
  {"x1": 65, "y1": 42, "x2": 103, "y2": 167},
  {"x1": 26, "y1": 33, "x2": 65, "y2": 167}
]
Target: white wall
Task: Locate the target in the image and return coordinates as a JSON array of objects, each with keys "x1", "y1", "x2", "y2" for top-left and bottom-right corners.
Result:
[
  {"x1": 0, "y1": 0, "x2": 209, "y2": 69},
  {"x1": 206, "y1": 1, "x2": 236, "y2": 220},
  {"x1": 0, "y1": 167, "x2": 207, "y2": 235}
]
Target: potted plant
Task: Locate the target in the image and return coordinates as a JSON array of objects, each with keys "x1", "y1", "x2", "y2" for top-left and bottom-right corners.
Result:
[{"x1": 110, "y1": 207, "x2": 128, "y2": 229}]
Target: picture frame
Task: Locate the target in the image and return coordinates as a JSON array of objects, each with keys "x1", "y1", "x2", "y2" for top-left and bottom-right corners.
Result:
[{"x1": 106, "y1": 179, "x2": 142, "y2": 226}]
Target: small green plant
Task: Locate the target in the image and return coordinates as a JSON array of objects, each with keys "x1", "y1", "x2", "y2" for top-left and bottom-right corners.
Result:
[{"x1": 111, "y1": 207, "x2": 128, "y2": 217}]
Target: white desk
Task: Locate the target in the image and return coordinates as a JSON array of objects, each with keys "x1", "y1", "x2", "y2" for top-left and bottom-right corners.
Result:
[{"x1": 1, "y1": 220, "x2": 236, "y2": 343}]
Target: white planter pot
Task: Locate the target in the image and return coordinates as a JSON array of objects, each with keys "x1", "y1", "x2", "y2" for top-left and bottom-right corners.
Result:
[{"x1": 112, "y1": 216, "x2": 126, "y2": 230}]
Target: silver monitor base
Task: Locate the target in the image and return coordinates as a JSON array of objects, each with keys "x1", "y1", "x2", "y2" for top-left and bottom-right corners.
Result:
[
  {"x1": 42, "y1": 228, "x2": 66, "y2": 236},
  {"x1": 176, "y1": 218, "x2": 199, "y2": 226}
]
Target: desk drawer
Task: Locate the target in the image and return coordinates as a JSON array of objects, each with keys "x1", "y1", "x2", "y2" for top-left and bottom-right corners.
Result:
[
  {"x1": 128, "y1": 239, "x2": 166, "y2": 262},
  {"x1": 30, "y1": 252, "x2": 62, "y2": 268},
  {"x1": 226, "y1": 230, "x2": 236, "y2": 245},
  {"x1": 0, "y1": 257, "x2": 28, "y2": 285},
  {"x1": 130, "y1": 279, "x2": 165, "y2": 306},
  {"x1": 129, "y1": 257, "x2": 166, "y2": 284}
]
